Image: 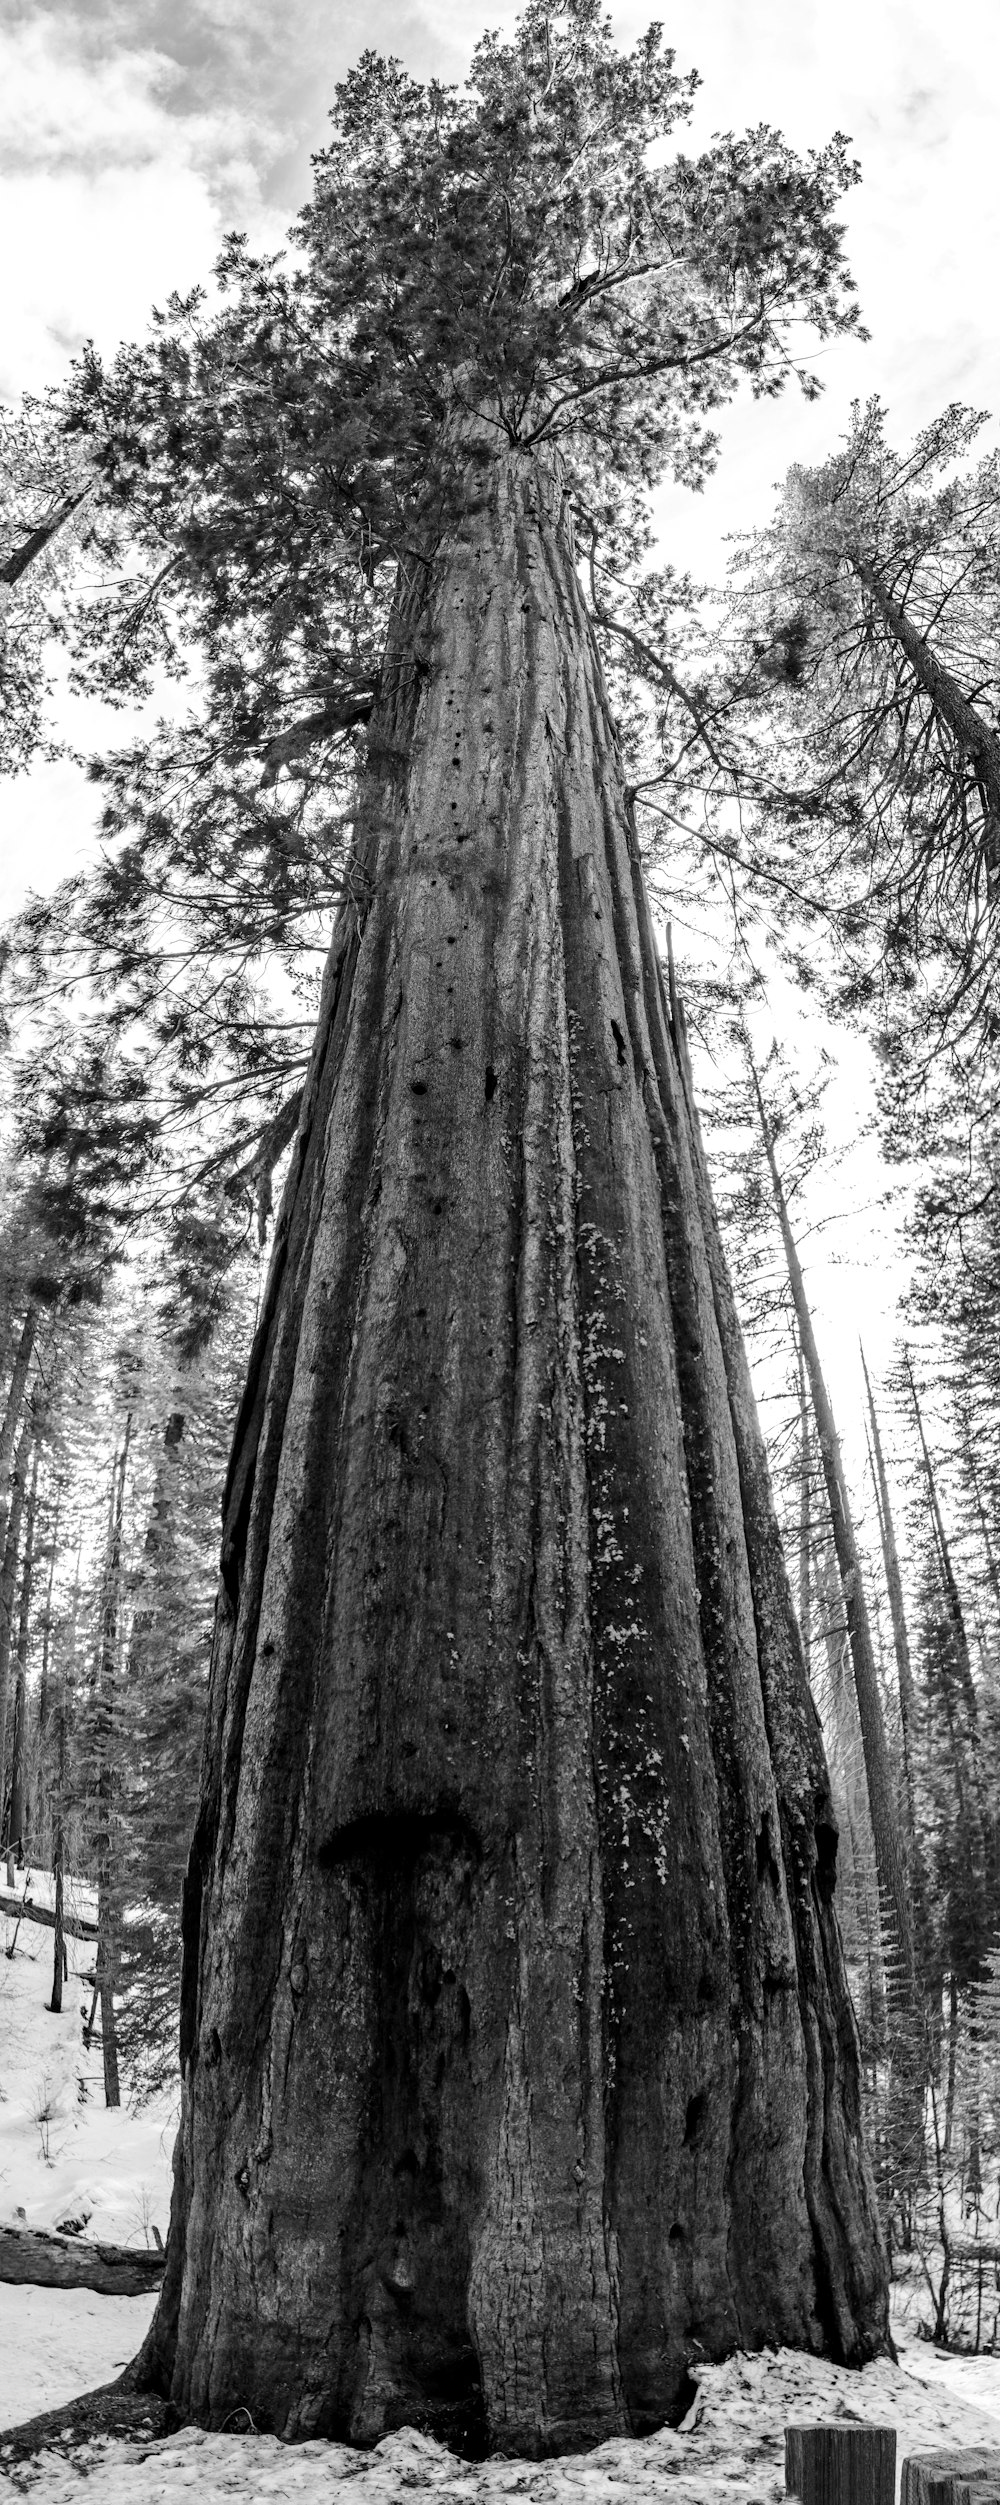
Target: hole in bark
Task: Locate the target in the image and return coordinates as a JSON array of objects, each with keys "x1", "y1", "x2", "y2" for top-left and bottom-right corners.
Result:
[
  {"x1": 668, "y1": 2221, "x2": 685, "y2": 2245},
  {"x1": 318, "y1": 1808, "x2": 481, "y2": 1874},
  {"x1": 394, "y1": 2148, "x2": 419, "y2": 2179},
  {"x1": 450, "y1": 1035, "x2": 463, "y2": 1050},
  {"x1": 683, "y1": 2090, "x2": 707, "y2": 2146},
  {"x1": 815, "y1": 1816, "x2": 838, "y2": 1901},
  {"x1": 421, "y1": 2356, "x2": 488, "y2": 2460},
  {"x1": 484, "y1": 1067, "x2": 497, "y2": 1102},
  {"x1": 432, "y1": 1199, "x2": 444, "y2": 1216},
  {"x1": 611, "y1": 1018, "x2": 628, "y2": 1065},
  {"x1": 410, "y1": 1079, "x2": 428, "y2": 1096}
]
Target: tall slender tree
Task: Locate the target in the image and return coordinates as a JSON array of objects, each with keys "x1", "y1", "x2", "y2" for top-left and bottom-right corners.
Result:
[
  {"x1": 861, "y1": 1348, "x2": 919, "y2": 1852},
  {"x1": 728, "y1": 400, "x2": 1000, "y2": 1014},
  {"x1": 90, "y1": 1419, "x2": 132, "y2": 2109},
  {"x1": 749, "y1": 1058, "x2": 916, "y2": 2003},
  {"x1": 0, "y1": 1411, "x2": 33, "y2": 1846},
  {"x1": 5, "y1": 1428, "x2": 39, "y2": 1876}
]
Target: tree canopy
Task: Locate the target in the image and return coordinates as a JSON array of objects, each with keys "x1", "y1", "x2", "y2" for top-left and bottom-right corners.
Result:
[{"x1": 0, "y1": 0, "x2": 866, "y2": 1258}]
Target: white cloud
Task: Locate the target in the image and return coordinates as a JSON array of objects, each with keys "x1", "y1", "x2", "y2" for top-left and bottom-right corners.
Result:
[
  {"x1": 1, "y1": 20, "x2": 193, "y2": 170},
  {"x1": 0, "y1": 12, "x2": 287, "y2": 397}
]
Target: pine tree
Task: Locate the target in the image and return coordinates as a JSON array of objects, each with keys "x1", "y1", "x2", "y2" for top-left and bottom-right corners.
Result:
[
  {"x1": 726, "y1": 399, "x2": 1000, "y2": 1035},
  {"x1": 749, "y1": 1053, "x2": 917, "y2": 2002}
]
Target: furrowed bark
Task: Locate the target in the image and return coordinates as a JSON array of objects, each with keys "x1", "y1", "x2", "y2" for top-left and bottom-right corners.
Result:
[{"x1": 140, "y1": 440, "x2": 889, "y2": 2454}]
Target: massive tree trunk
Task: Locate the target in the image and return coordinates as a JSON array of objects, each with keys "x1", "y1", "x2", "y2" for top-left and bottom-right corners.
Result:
[{"x1": 141, "y1": 440, "x2": 889, "y2": 2454}]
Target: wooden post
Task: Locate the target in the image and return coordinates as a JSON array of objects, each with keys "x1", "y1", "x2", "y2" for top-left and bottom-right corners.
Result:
[
  {"x1": 786, "y1": 2425, "x2": 895, "y2": 2504},
  {"x1": 901, "y1": 2453, "x2": 1000, "y2": 2504}
]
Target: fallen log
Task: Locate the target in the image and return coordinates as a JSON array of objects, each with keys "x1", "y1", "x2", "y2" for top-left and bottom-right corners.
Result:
[
  {"x1": 0, "y1": 1888, "x2": 97, "y2": 1942},
  {"x1": 0, "y1": 2224, "x2": 165, "y2": 2297}
]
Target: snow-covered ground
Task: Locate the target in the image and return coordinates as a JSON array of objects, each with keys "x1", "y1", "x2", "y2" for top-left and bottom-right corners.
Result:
[
  {"x1": 0, "y1": 2284, "x2": 153, "y2": 2427},
  {"x1": 0, "y1": 1887, "x2": 175, "y2": 2437},
  {"x1": 3, "y1": 2341, "x2": 1000, "y2": 2505},
  {"x1": 4, "y1": 1898, "x2": 1000, "y2": 2501},
  {"x1": 0, "y1": 1893, "x2": 175, "y2": 2251}
]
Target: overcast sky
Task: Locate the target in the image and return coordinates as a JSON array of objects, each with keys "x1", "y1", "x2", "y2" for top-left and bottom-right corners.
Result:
[{"x1": 2, "y1": 0, "x2": 995, "y2": 1473}]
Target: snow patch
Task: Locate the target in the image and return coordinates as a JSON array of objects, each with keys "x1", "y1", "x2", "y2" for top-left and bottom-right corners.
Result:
[
  {"x1": 0, "y1": 1900, "x2": 175, "y2": 2249},
  {"x1": 3, "y1": 1889, "x2": 1000, "y2": 2502}
]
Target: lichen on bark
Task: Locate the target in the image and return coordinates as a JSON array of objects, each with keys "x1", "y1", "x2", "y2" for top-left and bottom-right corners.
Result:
[{"x1": 140, "y1": 437, "x2": 889, "y2": 2456}]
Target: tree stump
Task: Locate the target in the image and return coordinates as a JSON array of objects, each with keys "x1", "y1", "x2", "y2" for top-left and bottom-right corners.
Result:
[
  {"x1": 901, "y1": 2453, "x2": 1000, "y2": 2504},
  {"x1": 786, "y1": 2425, "x2": 896, "y2": 2504}
]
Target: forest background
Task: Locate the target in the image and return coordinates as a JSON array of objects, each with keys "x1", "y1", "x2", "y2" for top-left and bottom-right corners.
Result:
[{"x1": 3, "y1": 0, "x2": 1000, "y2": 2362}]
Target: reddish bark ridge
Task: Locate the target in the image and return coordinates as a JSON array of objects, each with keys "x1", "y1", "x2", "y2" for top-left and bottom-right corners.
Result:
[{"x1": 137, "y1": 442, "x2": 889, "y2": 2454}]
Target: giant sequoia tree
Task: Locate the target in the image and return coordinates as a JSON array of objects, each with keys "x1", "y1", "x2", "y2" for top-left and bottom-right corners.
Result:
[{"x1": 83, "y1": 1, "x2": 892, "y2": 2452}]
